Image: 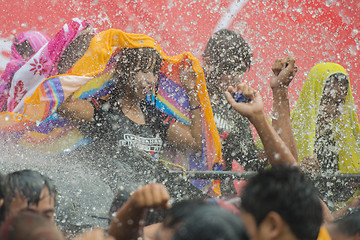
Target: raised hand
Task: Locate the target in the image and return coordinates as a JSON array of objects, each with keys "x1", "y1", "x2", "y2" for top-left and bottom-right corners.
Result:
[
  {"x1": 225, "y1": 83, "x2": 264, "y2": 120},
  {"x1": 108, "y1": 184, "x2": 170, "y2": 240},
  {"x1": 270, "y1": 54, "x2": 298, "y2": 89},
  {"x1": 179, "y1": 61, "x2": 198, "y2": 94},
  {"x1": 130, "y1": 183, "x2": 171, "y2": 210}
]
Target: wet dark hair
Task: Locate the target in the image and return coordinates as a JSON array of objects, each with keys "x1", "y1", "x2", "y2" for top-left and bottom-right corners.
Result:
[
  {"x1": 172, "y1": 204, "x2": 249, "y2": 240},
  {"x1": 331, "y1": 206, "x2": 360, "y2": 236},
  {"x1": 241, "y1": 165, "x2": 323, "y2": 240},
  {"x1": 115, "y1": 47, "x2": 162, "y2": 92},
  {"x1": 163, "y1": 199, "x2": 205, "y2": 229},
  {"x1": 203, "y1": 29, "x2": 252, "y2": 81},
  {"x1": 3, "y1": 170, "x2": 57, "y2": 214}
]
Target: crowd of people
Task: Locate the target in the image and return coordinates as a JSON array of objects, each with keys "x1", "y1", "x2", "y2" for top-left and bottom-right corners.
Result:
[{"x1": 0, "y1": 17, "x2": 359, "y2": 239}]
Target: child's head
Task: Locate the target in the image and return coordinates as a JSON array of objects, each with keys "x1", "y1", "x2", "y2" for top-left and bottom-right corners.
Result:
[
  {"x1": 3, "y1": 170, "x2": 57, "y2": 223},
  {"x1": 203, "y1": 29, "x2": 252, "y2": 92},
  {"x1": 240, "y1": 165, "x2": 322, "y2": 240},
  {"x1": 157, "y1": 200, "x2": 248, "y2": 240},
  {"x1": 115, "y1": 47, "x2": 163, "y2": 99}
]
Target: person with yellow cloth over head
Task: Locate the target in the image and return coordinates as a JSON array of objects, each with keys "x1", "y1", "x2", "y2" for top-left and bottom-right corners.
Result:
[{"x1": 290, "y1": 62, "x2": 360, "y2": 210}]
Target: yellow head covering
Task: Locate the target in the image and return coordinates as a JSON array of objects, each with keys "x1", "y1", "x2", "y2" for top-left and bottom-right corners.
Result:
[{"x1": 291, "y1": 62, "x2": 360, "y2": 173}]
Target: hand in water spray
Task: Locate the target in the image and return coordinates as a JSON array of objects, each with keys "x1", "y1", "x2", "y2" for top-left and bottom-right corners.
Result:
[
  {"x1": 229, "y1": 92, "x2": 251, "y2": 110},
  {"x1": 225, "y1": 83, "x2": 263, "y2": 121}
]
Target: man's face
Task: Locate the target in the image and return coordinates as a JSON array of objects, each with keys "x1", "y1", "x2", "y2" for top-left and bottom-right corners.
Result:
[
  {"x1": 240, "y1": 209, "x2": 262, "y2": 240},
  {"x1": 133, "y1": 70, "x2": 157, "y2": 100},
  {"x1": 218, "y1": 71, "x2": 245, "y2": 92},
  {"x1": 240, "y1": 209, "x2": 273, "y2": 240},
  {"x1": 319, "y1": 76, "x2": 348, "y2": 119},
  {"x1": 203, "y1": 58, "x2": 245, "y2": 93},
  {"x1": 7, "y1": 187, "x2": 55, "y2": 223}
]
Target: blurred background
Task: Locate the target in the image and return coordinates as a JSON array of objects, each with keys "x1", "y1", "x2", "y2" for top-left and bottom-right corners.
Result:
[{"x1": 1, "y1": 0, "x2": 359, "y2": 115}]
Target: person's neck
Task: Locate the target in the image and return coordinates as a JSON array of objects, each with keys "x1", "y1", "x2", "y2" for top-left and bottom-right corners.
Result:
[
  {"x1": 121, "y1": 90, "x2": 138, "y2": 105},
  {"x1": 118, "y1": 91, "x2": 146, "y2": 124}
]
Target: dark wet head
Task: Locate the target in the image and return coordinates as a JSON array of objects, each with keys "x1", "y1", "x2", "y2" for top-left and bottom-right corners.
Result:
[
  {"x1": 172, "y1": 204, "x2": 249, "y2": 240},
  {"x1": 203, "y1": 29, "x2": 252, "y2": 89},
  {"x1": 0, "y1": 212, "x2": 64, "y2": 240},
  {"x1": 116, "y1": 47, "x2": 162, "y2": 84},
  {"x1": 163, "y1": 199, "x2": 205, "y2": 229},
  {"x1": 240, "y1": 165, "x2": 322, "y2": 240},
  {"x1": 156, "y1": 199, "x2": 248, "y2": 240},
  {"x1": 154, "y1": 199, "x2": 205, "y2": 240},
  {"x1": 113, "y1": 47, "x2": 163, "y2": 99},
  {"x1": 4, "y1": 170, "x2": 56, "y2": 221}
]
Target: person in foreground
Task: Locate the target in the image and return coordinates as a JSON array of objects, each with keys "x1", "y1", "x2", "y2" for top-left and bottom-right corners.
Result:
[
  {"x1": 239, "y1": 165, "x2": 323, "y2": 240},
  {"x1": 107, "y1": 183, "x2": 249, "y2": 240},
  {"x1": 2, "y1": 169, "x2": 56, "y2": 223}
]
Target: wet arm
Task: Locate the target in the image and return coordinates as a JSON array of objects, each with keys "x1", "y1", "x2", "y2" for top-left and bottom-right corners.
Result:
[
  {"x1": 272, "y1": 86, "x2": 298, "y2": 161},
  {"x1": 108, "y1": 199, "x2": 146, "y2": 240},
  {"x1": 248, "y1": 107, "x2": 297, "y2": 166},
  {"x1": 166, "y1": 63, "x2": 203, "y2": 151},
  {"x1": 320, "y1": 198, "x2": 334, "y2": 222},
  {"x1": 57, "y1": 97, "x2": 94, "y2": 122},
  {"x1": 271, "y1": 56, "x2": 299, "y2": 161},
  {"x1": 108, "y1": 184, "x2": 170, "y2": 240},
  {"x1": 166, "y1": 90, "x2": 202, "y2": 151},
  {"x1": 225, "y1": 84, "x2": 297, "y2": 166},
  {"x1": 332, "y1": 195, "x2": 360, "y2": 219}
]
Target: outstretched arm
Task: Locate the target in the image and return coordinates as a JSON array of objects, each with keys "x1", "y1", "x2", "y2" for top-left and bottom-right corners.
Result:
[
  {"x1": 166, "y1": 63, "x2": 203, "y2": 151},
  {"x1": 225, "y1": 83, "x2": 297, "y2": 166},
  {"x1": 270, "y1": 55, "x2": 298, "y2": 161},
  {"x1": 108, "y1": 183, "x2": 170, "y2": 240}
]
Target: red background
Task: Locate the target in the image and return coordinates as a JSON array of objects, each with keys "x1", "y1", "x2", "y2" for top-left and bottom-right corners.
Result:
[{"x1": 1, "y1": 0, "x2": 359, "y2": 115}]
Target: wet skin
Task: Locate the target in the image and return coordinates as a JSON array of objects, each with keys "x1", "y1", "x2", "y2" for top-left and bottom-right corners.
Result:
[{"x1": 7, "y1": 187, "x2": 55, "y2": 223}]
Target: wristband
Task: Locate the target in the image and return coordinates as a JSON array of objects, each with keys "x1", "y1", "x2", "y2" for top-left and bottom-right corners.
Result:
[{"x1": 190, "y1": 105, "x2": 201, "y2": 111}]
